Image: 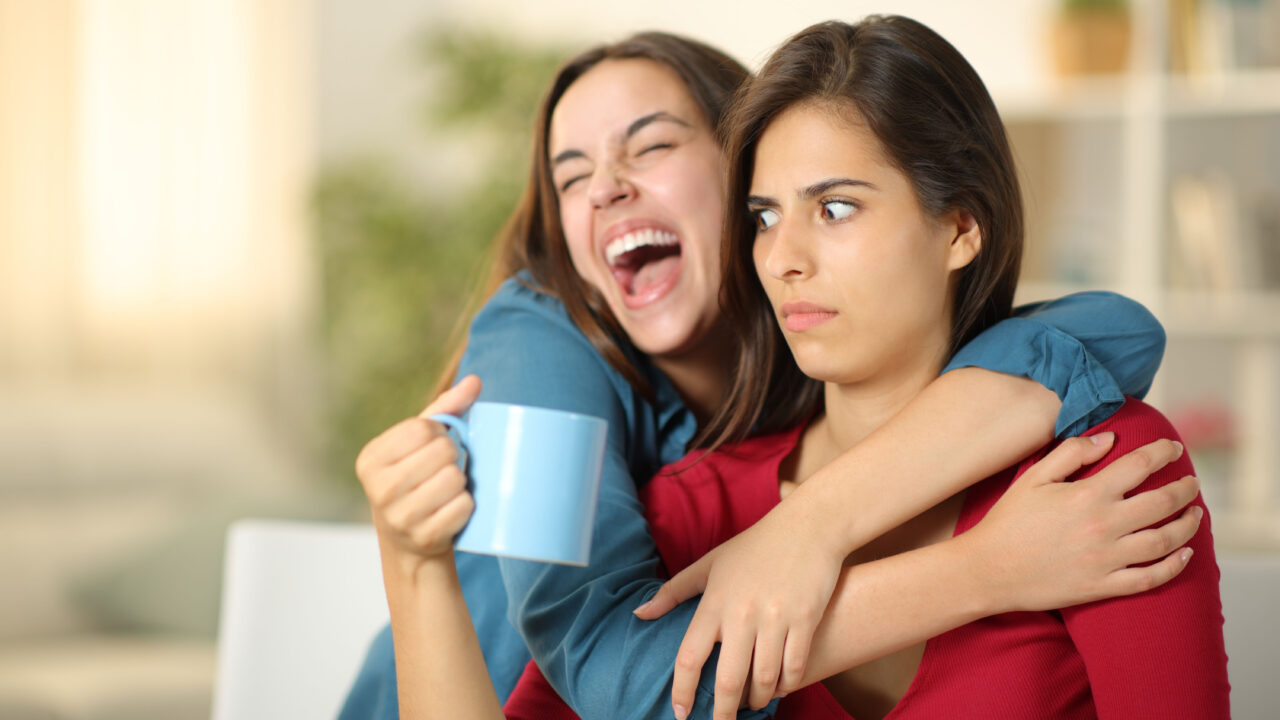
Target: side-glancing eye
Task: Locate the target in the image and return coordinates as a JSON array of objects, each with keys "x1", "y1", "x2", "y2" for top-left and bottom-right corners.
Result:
[
  {"x1": 752, "y1": 208, "x2": 780, "y2": 232},
  {"x1": 820, "y1": 199, "x2": 857, "y2": 222}
]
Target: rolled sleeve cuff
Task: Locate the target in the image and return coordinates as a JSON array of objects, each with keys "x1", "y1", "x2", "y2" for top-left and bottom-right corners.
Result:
[{"x1": 943, "y1": 317, "x2": 1126, "y2": 438}]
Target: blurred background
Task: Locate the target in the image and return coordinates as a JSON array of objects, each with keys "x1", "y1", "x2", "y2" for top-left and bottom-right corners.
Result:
[{"x1": 1, "y1": 0, "x2": 1277, "y2": 717}]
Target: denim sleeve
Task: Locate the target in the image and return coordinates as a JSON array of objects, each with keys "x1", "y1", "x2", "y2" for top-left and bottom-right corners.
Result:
[
  {"x1": 942, "y1": 291, "x2": 1166, "y2": 438},
  {"x1": 467, "y1": 287, "x2": 769, "y2": 719}
]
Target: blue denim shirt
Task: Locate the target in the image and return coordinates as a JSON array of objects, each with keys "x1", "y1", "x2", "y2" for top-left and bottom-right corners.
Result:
[{"x1": 338, "y1": 274, "x2": 1164, "y2": 720}]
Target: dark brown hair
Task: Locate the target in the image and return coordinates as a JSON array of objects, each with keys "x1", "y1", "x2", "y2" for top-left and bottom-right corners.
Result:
[
  {"x1": 698, "y1": 15, "x2": 1024, "y2": 447},
  {"x1": 434, "y1": 32, "x2": 750, "y2": 398}
]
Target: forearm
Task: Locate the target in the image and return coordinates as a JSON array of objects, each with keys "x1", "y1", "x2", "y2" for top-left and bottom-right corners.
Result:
[
  {"x1": 798, "y1": 533, "x2": 994, "y2": 685},
  {"x1": 790, "y1": 368, "x2": 1058, "y2": 555},
  {"x1": 787, "y1": 293, "x2": 1165, "y2": 555},
  {"x1": 380, "y1": 544, "x2": 506, "y2": 720},
  {"x1": 500, "y1": 514, "x2": 767, "y2": 719}
]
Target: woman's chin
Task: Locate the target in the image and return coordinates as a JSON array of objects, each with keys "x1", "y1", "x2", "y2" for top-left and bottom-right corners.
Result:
[{"x1": 626, "y1": 316, "x2": 713, "y2": 361}]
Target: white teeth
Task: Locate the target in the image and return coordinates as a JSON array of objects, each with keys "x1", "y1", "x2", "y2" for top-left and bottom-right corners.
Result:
[{"x1": 604, "y1": 229, "x2": 679, "y2": 266}]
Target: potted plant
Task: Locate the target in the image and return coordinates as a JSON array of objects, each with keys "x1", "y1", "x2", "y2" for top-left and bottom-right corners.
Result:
[{"x1": 1051, "y1": 0, "x2": 1133, "y2": 75}]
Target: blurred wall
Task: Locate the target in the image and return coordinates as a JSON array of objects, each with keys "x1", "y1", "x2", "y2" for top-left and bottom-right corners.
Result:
[
  {"x1": 0, "y1": 0, "x2": 322, "y2": 640},
  {"x1": 318, "y1": 0, "x2": 1060, "y2": 183}
]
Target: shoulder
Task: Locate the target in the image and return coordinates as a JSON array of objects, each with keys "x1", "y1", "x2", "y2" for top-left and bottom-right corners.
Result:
[
  {"x1": 643, "y1": 428, "x2": 799, "y2": 509},
  {"x1": 964, "y1": 398, "x2": 1190, "y2": 534},
  {"x1": 1001, "y1": 398, "x2": 1186, "y2": 493},
  {"x1": 656, "y1": 429, "x2": 799, "y2": 484},
  {"x1": 1087, "y1": 397, "x2": 1179, "y2": 443},
  {"x1": 470, "y1": 273, "x2": 586, "y2": 344},
  {"x1": 1050, "y1": 397, "x2": 1189, "y2": 492},
  {"x1": 642, "y1": 429, "x2": 798, "y2": 573},
  {"x1": 461, "y1": 273, "x2": 634, "y2": 422}
]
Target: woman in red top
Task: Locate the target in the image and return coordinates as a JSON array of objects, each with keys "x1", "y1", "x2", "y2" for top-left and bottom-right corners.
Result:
[{"x1": 636, "y1": 15, "x2": 1227, "y2": 718}]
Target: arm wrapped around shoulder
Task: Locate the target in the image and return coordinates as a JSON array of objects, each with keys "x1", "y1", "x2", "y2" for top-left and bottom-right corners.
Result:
[{"x1": 945, "y1": 292, "x2": 1166, "y2": 437}]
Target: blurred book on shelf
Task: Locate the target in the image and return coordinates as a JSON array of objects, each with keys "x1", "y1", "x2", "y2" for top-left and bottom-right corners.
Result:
[
  {"x1": 1169, "y1": 0, "x2": 1280, "y2": 74},
  {"x1": 1169, "y1": 172, "x2": 1241, "y2": 290},
  {"x1": 1168, "y1": 171, "x2": 1280, "y2": 291}
]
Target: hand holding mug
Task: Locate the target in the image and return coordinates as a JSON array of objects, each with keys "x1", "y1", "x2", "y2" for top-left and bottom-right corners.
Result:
[
  {"x1": 431, "y1": 398, "x2": 607, "y2": 566},
  {"x1": 356, "y1": 374, "x2": 609, "y2": 569},
  {"x1": 355, "y1": 375, "x2": 483, "y2": 568}
]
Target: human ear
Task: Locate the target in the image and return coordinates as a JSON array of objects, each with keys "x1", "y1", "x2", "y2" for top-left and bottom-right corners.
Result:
[{"x1": 946, "y1": 209, "x2": 982, "y2": 271}]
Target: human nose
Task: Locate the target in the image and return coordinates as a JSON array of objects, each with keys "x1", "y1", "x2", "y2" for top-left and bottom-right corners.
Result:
[
  {"x1": 760, "y1": 217, "x2": 813, "y2": 281},
  {"x1": 586, "y1": 160, "x2": 634, "y2": 209}
]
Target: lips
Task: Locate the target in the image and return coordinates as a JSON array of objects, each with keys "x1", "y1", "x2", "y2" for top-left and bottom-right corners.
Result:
[
  {"x1": 780, "y1": 301, "x2": 838, "y2": 332},
  {"x1": 601, "y1": 221, "x2": 684, "y2": 308}
]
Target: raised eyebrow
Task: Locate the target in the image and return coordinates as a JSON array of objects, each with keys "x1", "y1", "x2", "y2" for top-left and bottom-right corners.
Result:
[
  {"x1": 626, "y1": 111, "x2": 692, "y2": 140},
  {"x1": 800, "y1": 177, "x2": 878, "y2": 198},
  {"x1": 745, "y1": 194, "x2": 779, "y2": 209}
]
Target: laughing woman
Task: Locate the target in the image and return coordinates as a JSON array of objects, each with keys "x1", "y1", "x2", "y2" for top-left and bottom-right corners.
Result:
[{"x1": 343, "y1": 30, "x2": 1197, "y2": 720}]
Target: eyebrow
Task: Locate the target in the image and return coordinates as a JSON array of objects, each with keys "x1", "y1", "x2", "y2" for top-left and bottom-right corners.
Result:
[
  {"x1": 746, "y1": 177, "x2": 879, "y2": 207},
  {"x1": 551, "y1": 111, "x2": 693, "y2": 168},
  {"x1": 626, "y1": 110, "x2": 691, "y2": 139}
]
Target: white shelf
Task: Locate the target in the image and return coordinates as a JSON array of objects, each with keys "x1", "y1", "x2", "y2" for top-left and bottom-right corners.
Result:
[
  {"x1": 999, "y1": 69, "x2": 1280, "y2": 123},
  {"x1": 1017, "y1": 284, "x2": 1280, "y2": 339},
  {"x1": 1166, "y1": 68, "x2": 1280, "y2": 117},
  {"x1": 1163, "y1": 293, "x2": 1280, "y2": 338},
  {"x1": 1003, "y1": 0, "x2": 1280, "y2": 550},
  {"x1": 998, "y1": 77, "x2": 1130, "y2": 123}
]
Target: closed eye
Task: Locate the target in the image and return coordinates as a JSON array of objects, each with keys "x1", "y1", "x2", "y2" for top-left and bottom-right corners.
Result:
[
  {"x1": 559, "y1": 174, "x2": 589, "y2": 193},
  {"x1": 636, "y1": 142, "x2": 673, "y2": 156}
]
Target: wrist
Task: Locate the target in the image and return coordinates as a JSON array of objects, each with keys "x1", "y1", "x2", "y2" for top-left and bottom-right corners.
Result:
[
  {"x1": 375, "y1": 530, "x2": 457, "y2": 588},
  {"x1": 943, "y1": 533, "x2": 1001, "y2": 619}
]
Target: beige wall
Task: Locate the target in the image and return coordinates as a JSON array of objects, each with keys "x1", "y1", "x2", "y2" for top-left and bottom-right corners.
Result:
[{"x1": 0, "y1": 0, "x2": 325, "y2": 642}]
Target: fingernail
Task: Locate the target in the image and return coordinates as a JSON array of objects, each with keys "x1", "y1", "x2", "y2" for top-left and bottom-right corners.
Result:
[
  {"x1": 1181, "y1": 548, "x2": 1194, "y2": 563},
  {"x1": 673, "y1": 704, "x2": 688, "y2": 719},
  {"x1": 1090, "y1": 432, "x2": 1114, "y2": 446},
  {"x1": 633, "y1": 600, "x2": 651, "y2": 615},
  {"x1": 1192, "y1": 506, "x2": 1204, "y2": 521},
  {"x1": 1172, "y1": 441, "x2": 1184, "y2": 458}
]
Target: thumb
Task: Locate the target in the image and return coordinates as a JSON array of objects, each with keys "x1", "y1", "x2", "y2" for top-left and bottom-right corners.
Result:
[
  {"x1": 1019, "y1": 431, "x2": 1114, "y2": 488},
  {"x1": 420, "y1": 375, "x2": 483, "y2": 420},
  {"x1": 633, "y1": 553, "x2": 711, "y2": 620}
]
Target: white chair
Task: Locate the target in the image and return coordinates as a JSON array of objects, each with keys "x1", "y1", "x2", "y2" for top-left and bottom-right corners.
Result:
[
  {"x1": 211, "y1": 519, "x2": 389, "y2": 720},
  {"x1": 1219, "y1": 551, "x2": 1280, "y2": 720}
]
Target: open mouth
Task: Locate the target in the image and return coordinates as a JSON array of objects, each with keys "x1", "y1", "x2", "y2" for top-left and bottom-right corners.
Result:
[{"x1": 605, "y1": 228, "x2": 682, "y2": 300}]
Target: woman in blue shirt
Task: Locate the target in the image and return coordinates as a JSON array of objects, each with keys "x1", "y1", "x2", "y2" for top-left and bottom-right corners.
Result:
[{"x1": 341, "y1": 31, "x2": 1181, "y2": 720}]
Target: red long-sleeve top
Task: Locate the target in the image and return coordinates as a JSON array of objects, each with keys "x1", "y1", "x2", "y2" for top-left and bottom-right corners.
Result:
[{"x1": 503, "y1": 398, "x2": 1230, "y2": 718}]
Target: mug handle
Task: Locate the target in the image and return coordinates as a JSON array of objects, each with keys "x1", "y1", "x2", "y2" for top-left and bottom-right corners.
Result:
[{"x1": 428, "y1": 413, "x2": 470, "y2": 470}]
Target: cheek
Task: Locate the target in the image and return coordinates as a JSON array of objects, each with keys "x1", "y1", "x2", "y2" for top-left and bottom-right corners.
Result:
[
  {"x1": 658, "y1": 150, "x2": 724, "y2": 235},
  {"x1": 870, "y1": 234, "x2": 954, "y2": 323},
  {"x1": 752, "y1": 237, "x2": 769, "y2": 280},
  {"x1": 559, "y1": 198, "x2": 597, "y2": 278},
  {"x1": 752, "y1": 239, "x2": 783, "y2": 309}
]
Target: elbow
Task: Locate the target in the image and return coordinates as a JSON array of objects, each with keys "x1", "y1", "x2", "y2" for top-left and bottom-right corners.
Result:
[
  {"x1": 1091, "y1": 291, "x2": 1166, "y2": 356},
  {"x1": 1092, "y1": 291, "x2": 1166, "y2": 396}
]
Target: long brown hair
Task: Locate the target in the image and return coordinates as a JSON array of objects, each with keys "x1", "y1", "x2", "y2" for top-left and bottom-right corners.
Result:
[
  {"x1": 434, "y1": 32, "x2": 750, "y2": 399},
  {"x1": 698, "y1": 15, "x2": 1025, "y2": 448}
]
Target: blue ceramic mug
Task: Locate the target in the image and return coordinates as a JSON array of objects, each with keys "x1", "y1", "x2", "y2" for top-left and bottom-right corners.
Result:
[{"x1": 429, "y1": 402, "x2": 607, "y2": 566}]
